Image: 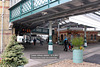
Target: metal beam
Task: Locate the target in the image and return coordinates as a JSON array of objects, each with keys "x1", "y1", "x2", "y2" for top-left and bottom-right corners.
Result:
[
  {"x1": 93, "y1": 12, "x2": 100, "y2": 16},
  {"x1": 81, "y1": 0, "x2": 91, "y2": 4},
  {"x1": 18, "y1": 0, "x2": 100, "y2": 25}
]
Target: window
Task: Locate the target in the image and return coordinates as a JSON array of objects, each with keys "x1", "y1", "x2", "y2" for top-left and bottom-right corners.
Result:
[
  {"x1": 94, "y1": 35, "x2": 96, "y2": 40},
  {"x1": 91, "y1": 34, "x2": 93, "y2": 40},
  {"x1": 61, "y1": 34, "x2": 63, "y2": 40}
]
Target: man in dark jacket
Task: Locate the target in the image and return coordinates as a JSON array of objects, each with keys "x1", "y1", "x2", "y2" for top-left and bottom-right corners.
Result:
[
  {"x1": 34, "y1": 38, "x2": 36, "y2": 45},
  {"x1": 64, "y1": 37, "x2": 68, "y2": 51}
]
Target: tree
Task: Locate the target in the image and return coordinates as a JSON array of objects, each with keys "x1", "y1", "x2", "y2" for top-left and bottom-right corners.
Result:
[{"x1": 1, "y1": 35, "x2": 28, "y2": 67}]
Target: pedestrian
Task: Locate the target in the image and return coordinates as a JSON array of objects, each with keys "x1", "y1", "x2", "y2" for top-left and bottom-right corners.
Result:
[
  {"x1": 34, "y1": 38, "x2": 36, "y2": 45},
  {"x1": 64, "y1": 37, "x2": 68, "y2": 51},
  {"x1": 48, "y1": 37, "x2": 49, "y2": 43},
  {"x1": 40, "y1": 38, "x2": 43, "y2": 45},
  {"x1": 46, "y1": 37, "x2": 49, "y2": 43}
]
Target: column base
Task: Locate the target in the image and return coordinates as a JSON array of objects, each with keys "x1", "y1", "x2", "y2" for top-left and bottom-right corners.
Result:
[
  {"x1": 48, "y1": 50, "x2": 53, "y2": 54},
  {"x1": 84, "y1": 46, "x2": 87, "y2": 48},
  {"x1": 84, "y1": 43, "x2": 87, "y2": 47},
  {"x1": 48, "y1": 42, "x2": 53, "y2": 45}
]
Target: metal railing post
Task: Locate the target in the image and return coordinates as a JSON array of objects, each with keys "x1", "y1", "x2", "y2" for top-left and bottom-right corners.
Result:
[
  {"x1": 58, "y1": 0, "x2": 60, "y2": 4},
  {"x1": 48, "y1": 0, "x2": 50, "y2": 8},
  {"x1": 20, "y1": 1, "x2": 22, "y2": 18}
]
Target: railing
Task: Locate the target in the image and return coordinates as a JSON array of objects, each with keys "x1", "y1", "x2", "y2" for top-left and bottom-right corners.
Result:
[{"x1": 9, "y1": 0, "x2": 72, "y2": 22}]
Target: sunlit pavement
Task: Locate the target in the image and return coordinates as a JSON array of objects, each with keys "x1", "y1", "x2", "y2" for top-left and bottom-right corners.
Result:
[{"x1": 23, "y1": 42, "x2": 100, "y2": 67}]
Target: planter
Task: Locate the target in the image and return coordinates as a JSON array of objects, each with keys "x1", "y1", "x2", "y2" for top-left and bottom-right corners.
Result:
[
  {"x1": 18, "y1": 66, "x2": 24, "y2": 67},
  {"x1": 73, "y1": 49, "x2": 83, "y2": 63}
]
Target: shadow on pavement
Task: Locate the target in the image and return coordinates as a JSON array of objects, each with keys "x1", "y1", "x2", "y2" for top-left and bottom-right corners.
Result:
[{"x1": 84, "y1": 54, "x2": 100, "y2": 64}]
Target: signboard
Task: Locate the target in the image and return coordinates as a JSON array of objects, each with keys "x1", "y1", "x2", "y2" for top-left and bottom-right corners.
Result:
[
  {"x1": 17, "y1": 36, "x2": 23, "y2": 43},
  {"x1": 31, "y1": 28, "x2": 54, "y2": 34},
  {"x1": 59, "y1": 27, "x2": 83, "y2": 31}
]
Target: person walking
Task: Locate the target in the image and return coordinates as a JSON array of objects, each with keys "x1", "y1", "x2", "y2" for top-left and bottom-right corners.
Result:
[
  {"x1": 64, "y1": 37, "x2": 68, "y2": 51},
  {"x1": 40, "y1": 38, "x2": 43, "y2": 45},
  {"x1": 34, "y1": 38, "x2": 36, "y2": 45}
]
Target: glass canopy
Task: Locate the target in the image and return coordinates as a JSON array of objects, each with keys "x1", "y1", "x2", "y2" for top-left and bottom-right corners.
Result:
[{"x1": 69, "y1": 12, "x2": 100, "y2": 31}]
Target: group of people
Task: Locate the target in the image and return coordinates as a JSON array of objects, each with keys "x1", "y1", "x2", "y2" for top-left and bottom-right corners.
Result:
[
  {"x1": 33, "y1": 35, "x2": 73, "y2": 51},
  {"x1": 63, "y1": 36, "x2": 73, "y2": 52}
]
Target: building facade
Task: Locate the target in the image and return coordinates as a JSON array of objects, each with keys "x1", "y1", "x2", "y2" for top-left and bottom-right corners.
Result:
[
  {"x1": 57, "y1": 28, "x2": 99, "y2": 44},
  {"x1": 0, "y1": 0, "x2": 12, "y2": 51}
]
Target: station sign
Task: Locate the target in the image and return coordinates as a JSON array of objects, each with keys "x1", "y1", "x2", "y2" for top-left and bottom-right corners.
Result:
[{"x1": 31, "y1": 28, "x2": 54, "y2": 34}]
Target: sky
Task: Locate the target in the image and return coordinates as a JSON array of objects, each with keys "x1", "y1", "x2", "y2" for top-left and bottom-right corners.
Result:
[{"x1": 69, "y1": 13, "x2": 100, "y2": 31}]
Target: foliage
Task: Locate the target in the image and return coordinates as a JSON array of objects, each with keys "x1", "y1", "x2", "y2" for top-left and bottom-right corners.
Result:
[
  {"x1": 71, "y1": 37, "x2": 84, "y2": 50},
  {"x1": 1, "y1": 35, "x2": 28, "y2": 67}
]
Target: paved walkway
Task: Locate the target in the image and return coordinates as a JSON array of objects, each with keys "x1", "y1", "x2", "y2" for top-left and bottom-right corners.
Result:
[{"x1": 23, "y1": 43, "x2": 100, "y2": 67}]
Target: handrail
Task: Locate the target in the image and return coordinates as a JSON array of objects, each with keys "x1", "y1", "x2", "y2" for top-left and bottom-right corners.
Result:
[{"x1": 9, "y1": 0, "x2": 71, "y2": 22}]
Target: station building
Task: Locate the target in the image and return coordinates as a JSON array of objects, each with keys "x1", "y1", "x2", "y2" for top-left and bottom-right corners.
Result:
[
  {"x1": 52, "y1": 22, "x2": 99, "y2": 44},
  {"x1": 0, "y1": 0, "x2": 12, "y2": 51},
  {"x1": 0, "y1": 0, "x2": 100, "y2": 54},
  {"x1": 58, "y1": 28, "x2": 98, "y2": 43}
]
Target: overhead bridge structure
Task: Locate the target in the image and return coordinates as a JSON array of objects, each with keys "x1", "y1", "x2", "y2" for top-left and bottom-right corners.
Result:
[
  {"x1": 9, "y1": 0, "x2": 100, "y2": 54},
  {"x1": 9, "y1": 0, "x2": 100, "y2": 28}
]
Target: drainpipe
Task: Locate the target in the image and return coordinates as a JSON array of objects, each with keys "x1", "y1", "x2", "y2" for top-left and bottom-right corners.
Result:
[{"x1": 1, "y1": 0, "x2": 5, "y2": 53}]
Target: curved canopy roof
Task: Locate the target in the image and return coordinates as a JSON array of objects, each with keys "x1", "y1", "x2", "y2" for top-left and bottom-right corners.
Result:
[{"x1": 69, "y1": 12, "x2": 100, "y2": 31}]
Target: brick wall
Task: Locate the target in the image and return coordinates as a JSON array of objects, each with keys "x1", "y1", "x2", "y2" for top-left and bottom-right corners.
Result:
[
  {"x1": 57, "y1": 30, "x2": 99, "y2": 44},
  {"x1": 0, "y1": 0, "x2": 12, "y2": 51}
]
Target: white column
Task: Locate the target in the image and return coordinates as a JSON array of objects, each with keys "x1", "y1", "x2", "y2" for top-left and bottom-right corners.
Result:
[
  {"x1": 94, "y1": 28, "x2": 96, "y2": 31},
  {"x1": 10, "y1": 0, "x2": 12, "y2": 7},
  {"x1": 57, "y1": 19, "x2": 61, "y2": 45},
  {"x1": 84, "y1": 26, "x2": 87, "y2": 47},
  {"x1": 1, "y1": 0, "x2": 5, "y2": 53},
  {"x1": 48, "y1": 21, "x2": 53, "y2": 54}
]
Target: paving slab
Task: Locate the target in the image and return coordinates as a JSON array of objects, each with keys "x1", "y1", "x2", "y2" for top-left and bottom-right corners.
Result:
[
  {"x1": 84, "y1": 54, "x2": 100, "y2": 64},
  {"x1": 23, "y1": 43, "x2": 100, "y2": 67}
]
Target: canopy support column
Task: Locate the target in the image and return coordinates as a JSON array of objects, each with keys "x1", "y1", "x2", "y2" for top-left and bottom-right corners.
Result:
[
  {"x1": 57, "y1": 19, "x2": 61, "y2": 45},
  {"x1": 48, "y1": 21, "x2": 53, "y2": 54},
  {"x1": 84, "y1": 26, "x2": 87, "y2": 47}
]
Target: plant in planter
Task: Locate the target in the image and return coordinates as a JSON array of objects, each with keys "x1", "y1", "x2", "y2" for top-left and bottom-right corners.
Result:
[
  {"x1": 71, "y1": 37, "x2": 84, "y2": 63},
  {"x1": 1, "y1": 35, "x2": 28, "y2": 67}
]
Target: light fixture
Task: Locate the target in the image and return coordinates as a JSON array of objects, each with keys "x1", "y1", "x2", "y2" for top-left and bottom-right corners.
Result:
[{"x1": 41, "y1": 12, "x2": 48, "y2": 15}]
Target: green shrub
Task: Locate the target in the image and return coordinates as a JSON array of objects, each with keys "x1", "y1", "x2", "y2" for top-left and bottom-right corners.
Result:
[
  {"x1": 1, "y1": 35, "x2": 28, "y2": 67},
  {"x1": 71, "y1": 37, "x2": 84, "y2": 50}
]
